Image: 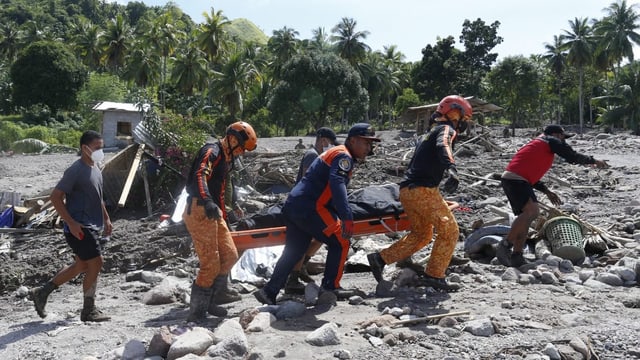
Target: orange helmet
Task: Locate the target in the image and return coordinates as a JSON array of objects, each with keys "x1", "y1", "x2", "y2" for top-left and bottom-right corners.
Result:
[
  {"x1": 436, "y1": 95, "x2": 473, "y2": 119},
  {"x1": 226, "y1": 121, "x2": 257, "y2": 151}
]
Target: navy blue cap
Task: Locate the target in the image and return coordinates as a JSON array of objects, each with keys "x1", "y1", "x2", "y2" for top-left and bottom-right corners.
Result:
[
  {"x1": 347, "y1": 123, "x2": 381, "y2": 142},
  {"x1": 543, "y1": 124, "x2": 575, "y2": 138},
  {"x1": 316, "y1": 127, "x2": 338, "y2": 145}
]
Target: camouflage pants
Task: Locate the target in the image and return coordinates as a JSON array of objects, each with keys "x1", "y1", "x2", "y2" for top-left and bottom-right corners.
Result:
[
  {"x1": 183, "y1": 199, "x2": 238, "y2": 288},
  {"x1": 379, "y1": 186, "x2": 459, "y2": 278}
]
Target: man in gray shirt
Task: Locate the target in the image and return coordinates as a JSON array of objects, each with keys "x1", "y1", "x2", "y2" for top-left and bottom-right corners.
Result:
[{"x1": 29, "y1": 130, "x2": 112, "y2": 322}]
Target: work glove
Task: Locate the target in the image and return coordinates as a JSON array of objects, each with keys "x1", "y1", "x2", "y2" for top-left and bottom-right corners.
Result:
[
  {"x1": 204, "y1": 199, "x2": 221, "y2": 220},
  {"x1": 342, "y1": 220, "x2": 354, "y2": 239},
  {"x1": 443, "y1": 167, "x2": 460, "y2": 194}
]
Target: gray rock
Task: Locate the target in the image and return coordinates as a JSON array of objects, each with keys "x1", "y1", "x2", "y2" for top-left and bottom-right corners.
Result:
[
  {"x1": 569, "y1": 336, "x2": 590, "y2": 359},
  {"x1": 368, "y1": 336, "x2": 384, "y2": 347},
  {"x1": 122, "y1": 339, "x2": 146, "y2": 360},
  {"x1": 274, "y1": 300, "x2": 306, "y2": 320},
  {"x1": 305, "y1": 282, "x2": 320, "y2": 305},
  {"x1": 608, "y1": 265, "x2": 637, "y2": 282},
  {"x1": 208, "y1": 319, "x2": 248, "y2": 358},
  {"x1": 559, "y1": 259, "x2": 575, "y2": 272},
  {"x1": 334, "y1": 349, "x2": 352, "y2": 359},
  {"x1": 556, "y1": 344, "x2": 583, "y2": 360},
  {"x1": 501, "y1": 268, "x2": 520, "y2": 282},
  {"x1": 15, "y1": 286, "x2": 29, "y2": 298},
  {"x1": 348, "y1": 295, "x2": 364, "y2": 305},
  {"x1": 246, "y1": 312, "x2": 276, "y2": 332},
  {"x1": 167, "y1": 327, "x2": 214, "y2": 360},
  {"x1": 518, "y1": 273, "x2": 536, "y2": 285},
  {"x1": 584, "y1": 278, "x2": 614, "y2": 290},
  {"x1": 143, "y1": 278, "x2": 178, "y2": 305},
  {"x1": 463, "y1": 318, "x2": 495, "y2": 337},
  {"x1": 140, "y1": 270, "x2": 166, "y2": 284},
  {"x1": 306, "y1": 322, "x2": 341, "y2": 346},
  {"x1": 148, "y1": 326, "x2": 173, "y2": 357},
  {"x1": 501, "y1": 300, "x2": 515, "y2": 309},
  {"x1": 596, "y1": 272, "x2": 624, "y2": 286},
  {"x1": 382, "y1": 333, "x2": 398, "y2": 346},
  {"x1": 540, "y1": 271, "x2": 558, "y2": 285},
  {"x1": 125, "y1": 270, "x2": 143, "y2": 282},
  {"x1": 442, "y1": 328, "x2": 462, "y2": 337},
  {"x1": 544, "y1": 255, "x2": 564, "y2": 267},
  {"x1": 543, "y1": 342, "x2": 561, "y2": 360},
  {"x1": 578, "y1": 269, "x2": 595, "y2": 283}
]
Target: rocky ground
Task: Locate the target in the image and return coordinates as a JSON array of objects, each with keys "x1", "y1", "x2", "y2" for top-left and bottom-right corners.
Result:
[{"x1": 1, "y1": 127, "x2": 640, "y2": 360}]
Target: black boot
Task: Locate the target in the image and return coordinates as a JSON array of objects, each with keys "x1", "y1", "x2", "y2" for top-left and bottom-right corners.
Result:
[
  {"x1": 29, "y1": 281, "x2": 57, "y2": 318},
  {"x1": 187, "y1": 283, "x2": 213, "y2": 322},
  {"x1": 367, "y1": 252, "x2": 386, "y2": 282},
  {"x1": 212, "y1": 275, "x2": 241, "y2": 305},
  {"x1": 496, "y1": 239, "x2": 513, "y2": 266},
  {"x1": 81, "y1": 297, "x2": 111, "y2": 322},
  {"x1": 208, "y1": 280, "x2": 228, "y2": 317},
  {"x1": 419, "y1": 274, "x2": 460, "y2": 292},
  {"x1": 284, "y1": 271, "x2": 306, "y2": 294}
]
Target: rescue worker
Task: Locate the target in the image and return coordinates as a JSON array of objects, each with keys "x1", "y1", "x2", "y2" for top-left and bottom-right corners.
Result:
[
  {"x1": 254, "y1": 123, "x2": 381, "y2": 305},
  {"x1": 497, "y1": 124, "x2": 608, "y2": 267},
  {"x1": 183, "y1": 121, "x2": 257, "y2": 322},
  {"x1": 285, "y1": 127, "x2": 339, "y2": 294},
  {"x1": 295, "y1": 139, "x2": 306, "y2": 150},
  {"x1": 367, "y1": 95, "x2": 472, "y2": 292}
]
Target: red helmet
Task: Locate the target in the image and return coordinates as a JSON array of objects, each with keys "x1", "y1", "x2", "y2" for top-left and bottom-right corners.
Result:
[
  {"x1": 436, "y1": 95, "x2": 473, "y2": 119},
  {"x1": 226, "y1": 121, "x2": 257, "y2": 151}
]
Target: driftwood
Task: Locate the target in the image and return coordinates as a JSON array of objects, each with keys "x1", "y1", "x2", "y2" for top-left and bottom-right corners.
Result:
[{"x1": 392, "y1": 310, "x2": 471, "y2": 327}]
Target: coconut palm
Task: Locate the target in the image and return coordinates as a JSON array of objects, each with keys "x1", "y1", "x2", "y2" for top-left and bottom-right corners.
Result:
[
  {"x1": 209, "y1": 50, "x2": 261, "y2": 119},
  {"x1": 122, "y1": 42, "x2": 161, "y2": 88},
  {"x1": 197, "y1": 7, "x2": 230, "y2": 62},
  {"x1": 592, "y1": 61, "x2": 640, "y2": 134},
  {"x1": 71, "y1": 18, "x2": 104, "y2": 69},
  {"x1": 543, "y1": 35, "x2": 567, "y2": 123},
  {"x1": 593, "y1": 0, "x2": 640, "y2": 75},
  {"x1": 561, "y1": 17, "x2": 594, "y2": 134},
  {"x1": 304, "y1": 27, "x2": 331, "y2": 53},
  {"x1": 0, "y1": 22, "x2": 21, "y2": 62},
  {"x1": 170, "y1": 39, "x2": 209, "y2": 96},
  {"x1": 331, "y1": 17, "x2": 370, "y2": 68},
  {"x1": 268, "y1": 26, "x2": 299, "y2": 79},
  {"x1": 102, "y1": 14, "x2": 132, "y2": 71}
]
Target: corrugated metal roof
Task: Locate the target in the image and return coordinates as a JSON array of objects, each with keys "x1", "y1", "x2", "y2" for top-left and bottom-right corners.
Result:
[{"x1": 92, "y1": 101, "x2": 150, "y2": 112}]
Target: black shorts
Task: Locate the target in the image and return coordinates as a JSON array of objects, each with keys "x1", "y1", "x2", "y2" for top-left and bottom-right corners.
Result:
[
  {"x1": 64, "y1": 227, "x2": 102, "y2": 261},
  {"x1": 501, "y1": 178, "x2": 537, "y2": 215}
]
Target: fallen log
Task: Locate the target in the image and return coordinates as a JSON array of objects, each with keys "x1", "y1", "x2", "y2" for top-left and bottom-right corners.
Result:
[{"x1": 392, "y1": 310, "x2": 471, "y2": 327}]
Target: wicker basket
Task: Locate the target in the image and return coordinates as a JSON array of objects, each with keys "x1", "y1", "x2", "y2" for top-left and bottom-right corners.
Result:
[{"x1": 542, "y1": 216, "x2": 585, "y2": 264}]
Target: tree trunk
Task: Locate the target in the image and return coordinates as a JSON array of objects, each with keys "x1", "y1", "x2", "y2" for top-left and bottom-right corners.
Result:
[{"x1": 578, "y1": 67, "x2": 584, "y2": 134}]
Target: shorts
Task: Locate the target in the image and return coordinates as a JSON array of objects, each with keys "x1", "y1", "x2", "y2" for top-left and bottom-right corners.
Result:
[
  {"x1": 501, "y1": 178, "x2": 537, "y2": 215},
  {"x1": 64, "y1": 227, "x2": 102, "y2": 261}
]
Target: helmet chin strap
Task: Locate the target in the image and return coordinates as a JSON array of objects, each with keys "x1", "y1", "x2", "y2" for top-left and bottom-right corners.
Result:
[{"x1": 225, "y1": 137, "x2": 241, "y2": 171}]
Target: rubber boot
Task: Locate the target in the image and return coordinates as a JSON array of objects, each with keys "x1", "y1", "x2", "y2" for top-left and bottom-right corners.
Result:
[
  {"x1": 367, "y1": 252, "x2": 386, "y2": 283},
  {"x1": 29, "y1": 281, "x2": 57, "y2": 318},
  {"x1": 284, "y1": 271, "x2": 306, "y2": 294},
  {"x1": 80, "y1": 297, "x2": 111, "y2": 322},
  {"x1": 212, "y1": 275, "x2": 241, "y2": 305},
  {"x1": 207, "y1": 280, "x2": 228, "y2": 317},
  {"x1": 187, "y1": 283, "x2": 213, "y2": 322}
]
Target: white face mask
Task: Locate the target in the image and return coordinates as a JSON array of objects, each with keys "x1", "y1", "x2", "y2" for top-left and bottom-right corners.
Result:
[{"x1": 85, "y1": 146, "x2": 104, "y2": 163}]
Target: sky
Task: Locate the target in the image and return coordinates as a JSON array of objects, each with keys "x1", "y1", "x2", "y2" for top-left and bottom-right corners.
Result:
[{"x1": 119, "y1": 0, "x2": 640, "y2": 62}]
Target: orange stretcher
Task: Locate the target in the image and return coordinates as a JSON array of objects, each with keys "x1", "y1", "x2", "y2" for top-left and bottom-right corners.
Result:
[{"x1": 230, "y1": 201, "x2": 459, "y2": 252}]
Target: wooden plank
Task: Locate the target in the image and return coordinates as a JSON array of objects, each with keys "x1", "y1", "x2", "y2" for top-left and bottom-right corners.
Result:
[
  {"x1": 118, "y1": 143, "x2": 145, "y2": 207},
  {"x1": 142, "y1": 159, "x2": 153, "y2": 217}
]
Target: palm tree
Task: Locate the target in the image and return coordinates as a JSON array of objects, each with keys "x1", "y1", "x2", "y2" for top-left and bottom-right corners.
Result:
[
  {"x1": 170, "y1": 38, "x2": 209, "y2": 96},
  {"x1": 268, "y1": 26, "x2": 299, "y2": 78},
  {"x1": 543, "y1": 35, "x2": 567, "y2": 123},
  {"x1": 331, "y1": 17, "x2": 371, "y2": 68},
  {"x1": 561, "y1": 17, "x2": 594, "y2": 134},
  {"x1": 102, "y1": 14, "x2": 132, "y2": 71},
  {"x1": 141, "y1": 12, "x2": 182, "y2": 109},
  {"x1": 593, "y1": 0, "x2": 640, "y2": 76},
  {"x1": 304, "y1": 27, "x2": 331, "y2": 53},
  {"x1": 123, "y1": 42, "x2": 161, "y2": 88},
  {"x1": 209, "y1": 50, "x2": 260, "y2": 119},
  {"x1": 197, "y1": 7, "x2": 230, "y2": 62},
  {"x1": 592, "y1": 61, "x2": 640, "y2": 134},
  {"x1": 0, "y1": 22, "x2": 21, "y2": 62},
  {"x1": 71, "y1": 18, "x2": 104, "y2": 69}
]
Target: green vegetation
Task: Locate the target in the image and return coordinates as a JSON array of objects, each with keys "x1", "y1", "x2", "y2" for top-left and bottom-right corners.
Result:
[{"x1": 0, "y1": 0, "x2": 639, "y2": 159}]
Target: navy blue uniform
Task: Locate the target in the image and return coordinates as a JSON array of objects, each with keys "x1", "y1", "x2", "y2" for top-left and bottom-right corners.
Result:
[{"x1": 264, "y1": 145, "x2": 354, "y2": 295}]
